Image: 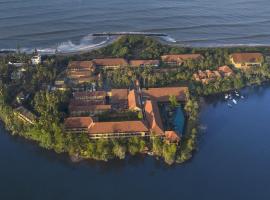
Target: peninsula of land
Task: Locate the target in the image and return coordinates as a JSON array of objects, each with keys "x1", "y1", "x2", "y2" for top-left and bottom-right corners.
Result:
[{"x1": 0, "y1": 35, "x2": 269, "y2": 165}]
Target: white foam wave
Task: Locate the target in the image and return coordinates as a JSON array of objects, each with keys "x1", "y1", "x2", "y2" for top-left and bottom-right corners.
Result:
[
  {"x1": 160, "y1": 35, "x2": 177, "y2": 43},
  {"x1": 0, "y1": 34, "x2": 114, "y2": 55}
]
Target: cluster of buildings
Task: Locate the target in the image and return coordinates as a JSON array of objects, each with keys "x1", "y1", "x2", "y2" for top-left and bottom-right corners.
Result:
[
  {"x1": 64, "y1": 86, "x2": 188, "y2": 143},
  {"x1": 11, "y1": 51, "x2": 265, "y2": 139},
  {"x1": 193, "y1": 65, "x2": 235, "y2": 84},
  {"x1": 61, "y1": 52, "x2": 265, "y2": 142}
]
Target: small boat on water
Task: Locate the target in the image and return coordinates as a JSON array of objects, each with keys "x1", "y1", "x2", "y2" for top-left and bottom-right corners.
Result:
[
  {"x1": 235, "y1": 93, "x2": 240, "y2": 97},
  {"x1": 225, "y1": 94, "x2": 229, "y2": 99},
  {"x1": 241, "y1": 95, "x2": 245, "y2": 99},
  {"x1": 232, "y1": 99, "x2": 237, "y2": 104},
  {"x1": 227, "y1": 103, "x2": 233, "y2": 107}
]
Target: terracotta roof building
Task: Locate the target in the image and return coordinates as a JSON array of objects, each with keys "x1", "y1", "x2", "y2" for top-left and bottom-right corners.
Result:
[
  {"x1": 129, "y1": 60, "x2": 160, "y2": 67},
  {"x1": 128, "y1": 89, "x2": 141, "y2": 111},
  {"x1": 64, "y1": 117, "x2": 93, "y2": 133},
  {"x1": 67, "y1": 61, "x2": 96, "y2": 84},
  {"x1": 218, "y1": 65, "x2": 234, "y2": 77},
  {"x1": 165, "y1": 131, "x2": 180, "y2": 143},
  {"x1": 144, "y1": 100, "x2": 164, "y2": 135},
  {"x1": 73, "y1": 91, "x2": 107, "y2": 101},
  {"x1": 108, "y1": 89, "x2": 129, "y2": 109},
  {"x1": 193, "y1": 69, "x2": 225, "y2": 84},
  {"x1": 161, "y1": 54, "x2": 203, "y2": 66},
  {"x1": 142, "y1": 87, "x2": 188, "y2": 102},
  {"x1": 69, "y1": 105, "x2": 111, "y2": 116},
  {"x1": 88, "y1": 121, "x2": 149, "y2": 138},
  {"x1": 230, "y1": 53, "x2": 263, "y2": 69},
  {"x1": 93, "y1": 58, "x2": 128, "y2": 69},
  {"x1": 68, "y1": 61, "x2": 95, "y2": 72}
]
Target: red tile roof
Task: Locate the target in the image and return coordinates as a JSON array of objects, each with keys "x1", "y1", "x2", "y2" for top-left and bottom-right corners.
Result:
[
  {"x1": 129, "y1": 60, "x2": 160, "y2": 67},
  {"x1": 111, "y1": 89, "x2": 129, "y2": 102},
  {"x1": 69, "y1": 99, "x2": 105, "y2": 106},
  {"x1": 161, "y1": 54, "x2": 203, "y2": 62},
  {"x1": 142, "y1": 87, "x2": 188, "y2": 102},
  {"x1": 230, "y1": 53, "x2": 263, "y2": 63},
  {"x1": 144, "y1": 100, "x2": 164, "y2": 135},
  {"x1": 165, "y1": 131, "x2": 180, "y2": 143},
  {"x1": 218, "y1": 65, "x2": 234, "y2": 75},
  {"x1": 64, "y1": 117, "x2": 93, "y2": 129},
  {"x1": 73, "y1": 91, "x2": 107, "y2": 99},
  {"x1": 88, "y1": 121, "x2": 149, "y2": 134},
  {"x1": 69, "y1": 105, "x2": 111, "y2": 113},
  {"x1": 128, "y1": 90, "x2": 141, "y2": 110},
  {"x1": 93, "y1": 58, "x2": 128, "y2": 67},
  {"x1": 68, "y1": 61, "x2": 95, "y2": 70}
]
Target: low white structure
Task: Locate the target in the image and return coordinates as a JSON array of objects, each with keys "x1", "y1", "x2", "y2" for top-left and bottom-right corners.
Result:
[{"x1": 31, "y1": 55, "x2": 41, "y2": 65}]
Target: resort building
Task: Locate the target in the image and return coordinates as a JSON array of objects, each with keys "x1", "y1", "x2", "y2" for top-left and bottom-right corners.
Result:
[
  {"x1": 129, "y1": 60, "x2": 160, "y2": 68},
  {"x1": 92, "y1": 58, "x2": 128, "y2": 69},
  {"x1": 230, "y1": 53, "x2": 263, "y2": 69},
  {"x1": 128, "y1": 89, "x2": 142, "y2": 111},
  {"x1": 64, "y1": 117, "x2": 94, "y2": 133},
  {"x1": 14, "y1": 106, "x2": 37, "y2": 125},
  {"x1": 88, "y1": 120, "x2": 149, "y2": 139},
  {"x1": 218, "y1": 65, "x2": 235, "y2": 77},
  {"x1": 69, "y1": 104, "x2": 111, "y2": 116},
  {"x1": 193, "y1": 66, "x2": 234, "y2": 84},
  {"x1": 144, "y1": 100, "x2": 164, "y2": 135},
  {"x1": 73, "y1": 91, "x2": 107, "y2": 101},
  {"x1": 161, "y1": 54, "x2": 203, "y2": 66},
  {"x1": 142, "y1": 87, "x2": 188, "y2": 102},
  {"x1": 67, "y1": 61, "x2": 96, "y2": 84},
  {"x1": 108, "y1": 89, "x2": 129, "y2": 110}
]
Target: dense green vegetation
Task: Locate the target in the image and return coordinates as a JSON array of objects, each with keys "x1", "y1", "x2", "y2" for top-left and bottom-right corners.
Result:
[{"x1": 0, "y1": 35, "x2": 270, "y2": 165}]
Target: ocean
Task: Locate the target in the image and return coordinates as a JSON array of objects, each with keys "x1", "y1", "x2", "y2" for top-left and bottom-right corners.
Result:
[{"x1": 1, "y1": 0, "x2": 270, "y2": 53}]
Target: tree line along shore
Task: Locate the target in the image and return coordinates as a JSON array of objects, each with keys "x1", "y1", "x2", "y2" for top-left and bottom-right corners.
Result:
[{"x1": 0, "y1": 35, "x2": 270, "y2": 165}]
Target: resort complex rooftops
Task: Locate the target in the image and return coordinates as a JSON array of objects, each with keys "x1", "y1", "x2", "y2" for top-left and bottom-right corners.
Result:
[
  {"x1": 73, "y1": 91, "x2": 107, "y2": 100},
  {"x1": 129, "y1": 60, "x2": 160, "y2": 67},
  {"x1": 64, "y1": 86, "x2": 188, "y2": 142},
  {"x1": 93, "y1": 58, "x2": 128, "y2": 68},
  {"x1": 68, "y1": 61, "x2": 95, "y2": 71},
  {"x1": 161, "y1": 54, "x2": 203, "y2": 66},
  {"x1": 109, "y1": 89, "x2": 129, "y2": 103},
  {"x1": 88, "y1": 120, "x2": 149, "y2": 135},
  {"x1": 142, "y1": 87, "x2": 188, "y2": 102}
]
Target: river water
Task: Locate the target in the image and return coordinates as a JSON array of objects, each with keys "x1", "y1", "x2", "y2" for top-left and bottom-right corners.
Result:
[
  {"x1": 1, "y1": 85, "x2": 270, "y2": 199},
  {"x1": 1, "y1": 0, "x2": 270, "y2": 53}
]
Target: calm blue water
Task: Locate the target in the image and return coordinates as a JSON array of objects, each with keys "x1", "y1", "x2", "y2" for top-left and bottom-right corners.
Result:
[
  {"x1": 1, "y1": 0, "x2": 270, "y2": 52},
  {"x1": 1, "y1": 85, "x2": 270, "y2": 199},
  {"x1": 173, "y1": 106, "x2": 185, "y2": 134}
]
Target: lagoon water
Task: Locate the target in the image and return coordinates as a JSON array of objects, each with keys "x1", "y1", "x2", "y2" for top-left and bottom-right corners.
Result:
[
  {"x1": 1, "y1": 0, "x2": 270, "y2": 52},
  {"x1": 1, "y1": 85, "x2": 270, "y2": 199}
]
